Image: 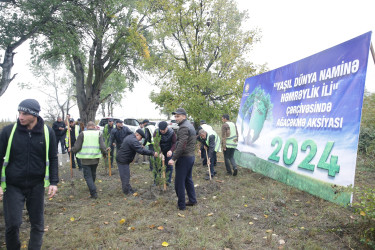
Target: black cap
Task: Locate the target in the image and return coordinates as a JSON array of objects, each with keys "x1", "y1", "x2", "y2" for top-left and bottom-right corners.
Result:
[
  {"x1": 158, "y1": 121, "x2": 168, "y2": 130},
  {"x1": 136, "y1": 129, "x2": 146, "y2": 138},
  {"x1": 200, "y1": 120, "x2": 206, "y2": 124},
  {"x1": 116, "y1": 119, "x2": 123, "y2": 124},
  {"x1": 142, "y1": 119, "x2": 149, "y2": 124},
  {"x1": 18, "y1": 99, "x2": 41, "y2": 117},
  {"x1": 172, "y1": 108, "x2": 187, "y2": 116},
  {"x1": 108, "y1": 118, "x2": 114, "y2": 122},
  {"x1": 69, "y1": 118, "x2": 74, "y2": 122}
]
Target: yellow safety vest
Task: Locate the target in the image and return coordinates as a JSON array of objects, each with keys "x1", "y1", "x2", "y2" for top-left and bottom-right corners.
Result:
[
  {"x1": 225, "y1": 121, "x2": 237, "y2": 148},
  {"x1": 76, "y1": 130, "x2": 102, "y2": 159},
  {"x1": 205, "y1": 129, "x2": 221, "y2": 152}
]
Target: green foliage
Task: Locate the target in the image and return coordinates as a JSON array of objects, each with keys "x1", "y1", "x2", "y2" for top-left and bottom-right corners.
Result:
[
  {"x1": 359, "y1": 91, "x2": 375, "y2": 155},
  {"x1": 150, "y1": 131, "x2": 168, "y2": 188},
  {"x1": 352, "y1": 186, "x2": 375, "y2": 248},
  {"x1": 148, "y1": 0, "x2": 266, "y2": 123}
]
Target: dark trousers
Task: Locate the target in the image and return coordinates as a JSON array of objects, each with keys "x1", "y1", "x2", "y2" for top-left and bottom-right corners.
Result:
[
  {"x1": 200, "y1": 144, "x2": 207, "y2": 166},
  {"x1": 208, "y1": 151, "x2": 217, "y2": 176},
  {"x1": 82, "y1": 164, "x2": 98, "y2": 196},
  {"x1": 3, "y1": 183, "x2": 45, "y2": 250},
  {"x1": 56, "y1": 135, "x2": 65, "y2": 153},
  {"x1": 224, "y1": 148, "x2": 237, "y2": 173},
  {"x1": 175, "y1": 156, "x2": 197, "y2": 209},
  {"x1": 69, "y1": 151, "x2": 82, "y2": 169},
  {"x1": 117, "y1": 163, "x2": 134, "y2": 194},
  {"x1": 154, "y1": 155, "x2": 173, "y2": 184}
]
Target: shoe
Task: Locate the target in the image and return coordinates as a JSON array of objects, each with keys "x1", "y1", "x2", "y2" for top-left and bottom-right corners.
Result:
[
  {"x1": 186, "y1": 201, "x2": 197, "y2": 206},
  {"x1": 178, "y1": 206, "x2": 186, "y2": 210},
  {"x1": 62, "y1": 151, "x2": 67, "y2": 154},
  {"x1": 227, "y1": 171, "x2": 232, "y2": 175},
  {"x1": 233, "y1": 169, "x2": 238, "y2": 176},
  {"x1": 90, "y1": 193, "x2": 98, "y2": 199}
]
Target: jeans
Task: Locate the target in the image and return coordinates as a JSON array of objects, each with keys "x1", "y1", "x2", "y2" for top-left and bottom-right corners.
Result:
[
  {"x1": 117, "y1": 163, "x2": 134, "y2": 194},
  {"x1": 3, "y1": 183, "x2": 45, "y2": 250},
  {"x1": 208, "y1": 151, "x2": 217, "y2": 176},
  {"x1": 175, "y1": 156, "x2": 197, "y2": 209},
  {"x1": 56, "y1": 135, "x2": 65, "y2": 153},
  {"x1": 224, "y1": 148, "x2": 237, "y2": 172},
  {"x1": 82, "y1": 164, "x2": 98, "y2": 196}
]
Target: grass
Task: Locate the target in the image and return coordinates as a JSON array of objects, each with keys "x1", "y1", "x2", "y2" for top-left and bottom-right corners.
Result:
[{"x1": 1, "y1": 151, "x2": 374, "y2": 249}]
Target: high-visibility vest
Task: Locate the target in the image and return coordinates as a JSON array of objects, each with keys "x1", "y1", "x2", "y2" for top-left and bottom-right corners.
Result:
[
  {"x1": 1, "y1": 123, "x2": 50, "y2": 191},
  {"x1": 76, "y1": 130, "x2": 102, "y2": 159},
  {"x1": 146, "y1": 125, "x2": 156, "y2": 146},
  {"x1": 225, "y1": 121, "x2": 237, "y2": 148},
  {"x1": 205, "y1": 129, "x2": 221, "y2": 152},
  {"x1": 65, "y1": 125, "x2": 80, "y2": 147}
]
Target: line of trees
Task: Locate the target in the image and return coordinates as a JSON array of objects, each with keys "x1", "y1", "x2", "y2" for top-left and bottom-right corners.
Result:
[{"x1": 0, "y1": 0, "x2": 264, "y2": 124}]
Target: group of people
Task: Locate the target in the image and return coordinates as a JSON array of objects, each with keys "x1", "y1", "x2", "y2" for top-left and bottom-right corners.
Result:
[{"x1": 0, "y1": 98, "x2": 239, "y2": 249}]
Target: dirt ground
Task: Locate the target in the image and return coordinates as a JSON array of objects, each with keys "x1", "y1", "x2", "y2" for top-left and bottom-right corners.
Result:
[{"x1": 0, "y1": 151, "x2": 374, "y2": 249}]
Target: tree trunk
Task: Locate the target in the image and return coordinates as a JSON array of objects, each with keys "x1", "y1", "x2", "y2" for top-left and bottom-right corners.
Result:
[{"x1": 0, "y1": 47, "x2": 17, "y2": 97}]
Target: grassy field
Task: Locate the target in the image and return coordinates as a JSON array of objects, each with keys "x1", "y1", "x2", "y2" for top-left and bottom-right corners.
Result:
[{"x1": 0, "y1": 151, "x2": 374, "y2": 249}]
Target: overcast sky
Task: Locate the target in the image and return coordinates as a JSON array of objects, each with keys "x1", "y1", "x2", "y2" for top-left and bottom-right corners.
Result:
[{"x1": 0, "y1": 0, "x2": 374, "y2": 121}]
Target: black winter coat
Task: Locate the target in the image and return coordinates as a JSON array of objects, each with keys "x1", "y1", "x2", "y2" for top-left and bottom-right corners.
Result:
[
  {"x1": 116, "y1": 134, "x2": 154, "y2": 164},
  {"x1": 110, "y1": 126, "x2": 133, "y2": 150},
  {"x1": 52, "y1": 120, "x2": 66, "y2": 137},
  {"x1": 0, "y1": 118, "x2": 59, "y2": 188}
]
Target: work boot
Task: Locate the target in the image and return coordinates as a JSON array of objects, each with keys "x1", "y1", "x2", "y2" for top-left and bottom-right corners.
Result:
[{"x1": 233, "y1": 169, "x2": 238, "y2": 176}]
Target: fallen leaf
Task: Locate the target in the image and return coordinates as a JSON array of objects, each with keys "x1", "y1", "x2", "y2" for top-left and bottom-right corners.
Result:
[
  {"x1": 119, "y1": 218, "x2": 126, "y2": 224},
  {"x1": 212, "y1": 196, "x2": 217, "y2": 199},
  {"x1": 263, "y1": 236, "x2": 267, "y2": 239},
  {"x1": 211, "y1": 224, "x2": 216, "y2": 227},
  {"x1": 244, "y1": 204, "x2": 248, "y2": 207},
  {"x1": 249, "y1": 222, "x2": 254, "y2": 225},
  {"x1": 360, "y1": 211, "x2": 366, "y2": 216},
  {"x1": 162, "y1": 241, "x2": 169, "y2": 247},
  {"x1": 262, "y1": 197, "x2": 265, "y2": 200},
  {"x1": 207, "y1": 213, "x2": 214, "y2": 216},
  {"x1": 70, "y1": 217, "x2": 75, "y2": 222},
  {"x1": 194, "y1": 184, "x2": 199, "y2": 187},
  {"x1": 49, "y1": 198, "x2": 53, "y2": 201},
  {"x1": 104, "y1": 222, "x2": 109, "y2": 225},
  {"x1": 133, "y1": 192, "x2": 138, "y2": 197},
  {"x1": 293, "y1": 213, "x2": 298, "y2": 216},
  {"x1": 264, "y1": 214, "x2": 268, "y2": 218},
  {"x1": 130, "y1": 227, "x2": 135, "y2": 230},
  {"x1": 265, "y1": 229, "x2": 273, "y2": 233},
  {"x1": 253, "y1": 217, "x2": 258, "y2": 220},
  {"x1": 98, "y1": 180, "x2": 102, "y2": 183},
  {"x1": 279, "y1": 239, "x2": 285, "y2": 245},
  {"x1": 107, "y1": 203, "x2": 112, "y2": 206},
  {"x1": 300, "y1": 227, "x2": 305, "y2": 230},
  {"x1": 215, "y1": 180, "x2": 224, "y2": 183},
  {"x1": 177, "y1": 213, "x2": 185, "y2": 218},
  {"x1": 158, "y1": 226, "x2": 164, "y2": 230}
]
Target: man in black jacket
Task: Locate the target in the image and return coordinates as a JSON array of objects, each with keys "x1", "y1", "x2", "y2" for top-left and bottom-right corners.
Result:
[
  {"x1": 168, "y1": 108, "x2": 197, "y2": 210},
  {"x1": 116, "y1": 129, "x2": 158, "y2": 195},
  {"x1": 52, "y1": 116, "x2": 67, "y2": 154},
  {"x1": 0, "y1": 99, "x2": 59, "y2": 250}
]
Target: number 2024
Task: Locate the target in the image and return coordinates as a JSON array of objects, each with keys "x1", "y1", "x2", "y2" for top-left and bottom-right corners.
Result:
[{"x1": 268, "y1": 137, "x2": 340, "y2": 177}]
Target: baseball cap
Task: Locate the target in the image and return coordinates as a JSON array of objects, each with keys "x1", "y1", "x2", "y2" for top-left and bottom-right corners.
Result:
[
  {"x1": 116, "y1": 119, "x2": 123, "y2": 124},
  {"x1": 172, "y1": 108, "x2": 187, "y2": 115}
]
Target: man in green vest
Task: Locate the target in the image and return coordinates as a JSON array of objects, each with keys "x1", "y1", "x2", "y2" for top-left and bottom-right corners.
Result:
[
  {"x1": 221, "y1": 114, "x2": 238, "y2": 176},
  {"x1": 65, "y1": 118, "x2": 82, "y2": 170},
  {"x1": 199, "y1": 128, "x2": 221, "y2": 180},
  {"x1": 70, "y1": 121, "x2": 107, "y2": 199},
  {"x1": 0, "y1": 99, "x2": 59, "y2": 249}
]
